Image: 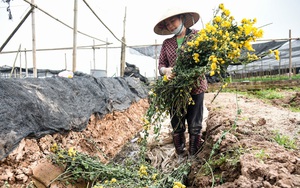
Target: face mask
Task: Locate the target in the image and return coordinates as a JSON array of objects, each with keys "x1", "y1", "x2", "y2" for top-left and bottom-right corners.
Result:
[{"x1": 171, "y1": 21, "x2": 184, "y2": 35}]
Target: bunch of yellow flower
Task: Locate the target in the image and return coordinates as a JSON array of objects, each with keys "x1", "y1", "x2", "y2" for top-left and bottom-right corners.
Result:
[
  {"x1": 173, "y1": 181, "x2": 186, "y2": 188},
  {"x1": 177, "y1": 3, "x2": 264, "y2": 78}
]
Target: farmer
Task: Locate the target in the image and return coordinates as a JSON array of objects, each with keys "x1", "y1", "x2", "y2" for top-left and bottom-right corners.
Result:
[{"x1": 153, "y1": 8, "x2": 208, "y2": 156}]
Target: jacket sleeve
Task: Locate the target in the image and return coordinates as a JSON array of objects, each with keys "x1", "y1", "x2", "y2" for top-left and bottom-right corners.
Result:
[{"x1": 158, "y1": 40, "x2": 169, "y2": 76}]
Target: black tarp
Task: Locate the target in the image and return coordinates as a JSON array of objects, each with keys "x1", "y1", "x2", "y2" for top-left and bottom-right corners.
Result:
[
  {"x1": 250, "y1": 40, "x2": 288, "y2": 55},
  {"x1": 124, "y1": 62, "x2": 149, "y2": 85},
  {"x1": 0, "y1": 75, "x2": 149, "y2": 160}
]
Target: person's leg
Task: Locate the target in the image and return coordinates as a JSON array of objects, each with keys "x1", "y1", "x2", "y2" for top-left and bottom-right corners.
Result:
[
  {"x1": 187, "y1": 92, "x2": 204, "y2": 155},
  {"x1": 170, "y1": 110, "x2": 186, "y2": 154}
]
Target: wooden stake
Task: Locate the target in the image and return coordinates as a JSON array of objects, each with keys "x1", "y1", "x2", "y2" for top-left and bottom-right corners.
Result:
[
  {"x1": 31, "y1": 0, "x2": 37, "y2": 78},
  {"x1": 289, "y1": 30, "x2": 292, "y2": 80},
  {"x1": 120, "y1": 7, "x2": 127, "y2": 77},
  {"x1": 72, "y1": 0, "x2": 78, "y2": 73}
]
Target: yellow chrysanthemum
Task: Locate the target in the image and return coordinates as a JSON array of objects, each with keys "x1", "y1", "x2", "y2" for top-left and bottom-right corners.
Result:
[
  {"x1": 110, "y1": 178, "x2": 117, "y2": 183},
  {"x1": 244, "y1": 41, "x2": 254, "y2": 51},
  {"x1": 223, "y1": 9, "x2": 230, "y2": 17},
  {"x1": 50, "y1": 143, "x2": 58, "y2": 153},
  {"x1": 243, "y1": 24, "x2": 253, "y2": 35},
  {"x1": 163, "y1": 75, "x2": 168, "y2": 82},
  {"x1": 221, "y1": 20, "x2": 231, "y2": 28},
  {"x1": 68, "y1": 147, "x2": 76, "y2": 157},
  {"x1": 241, "y1": 18, "x2": 249, "y2": 24},
  {"x1": 143, "y1": 124, "x2": 150, "y2": 131},
  {"x1": 213, "y1": 16, "x2": 222, "y2": 23},
  {"x1": 222, "y1": 82, "x2": 228, "y2": 88},
  {"x1": 173, "y1": 181, "x2": 186, "y2": 188},
  {"x1": 139, "y1": 165, "x2": 148, "y2": 177},
  {"x1": 152, "y1": 173, "x2": 158, "y2": 180},
  {"x1": 192, "y1": 53, "x2": 200, "y2": 63},
  {"x1": 142, "y1": 117, "x2": 150, "y2": 125},
  {"x1": 211, "y1": 62, "x2": 217, "y2": 70},
  {"x1": 187, "y1": 41, "x2": 194, "y2": 47},
  {"x1": 219, "y1": 3, "x2": 224, "y2": 10}
]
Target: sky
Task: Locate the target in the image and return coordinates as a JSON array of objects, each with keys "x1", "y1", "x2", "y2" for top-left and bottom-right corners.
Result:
[{"x1": 1, "y1": 0, "x2": 300, "y2": 77}]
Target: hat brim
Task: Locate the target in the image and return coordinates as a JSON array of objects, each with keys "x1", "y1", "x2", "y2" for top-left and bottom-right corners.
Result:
[{"x1": 154, "y1": 11, "x2": 200, "y2": 35}]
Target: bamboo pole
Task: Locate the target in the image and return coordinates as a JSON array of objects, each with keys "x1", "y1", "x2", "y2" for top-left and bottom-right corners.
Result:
[
  {"x1": 288, "y1": 29, "x2": 292, "y2": 80},
  {"x1": 120, "y1": 7, "x2": 127, "y2": 77},
  {"x1": 257, "y1": 37, "x2": 300, "y2": 41},
  {"x1": 10, "y1": 44, "x2": 21, "y2": 78},
  {"x1": 65, "y1": 53, "x2": 67, "y2": 70},
  {"x1": 19, "y1": 48, "x2": 22, "y2": 78},
  {"x1": 1, "y1": 44, "x2": 110, "y2": 54},
  {"x1": 93, "y1": 40, "x2": 95, "y2": 69},
  {"x1": 31, "y1": 0, "x2": 37, "y2": 78},
  {"x1": 155, "y1": 39, "x2": 158, "y2": 79},
  {"x1": 106, "y1": 38, "x2": 108, "y2": 75},
  {"x1": 25, "y1": 48, "x2": 28, "y2": 77},
  {"x1": 72, "y1": 0, "x2": 78, "y2": 72},
  {"x1": 0, "y1": 7, "x2": 33, "y2": 53},
  {"x1": 278, "y1": 53, "x2": 281, "y2": 75}
]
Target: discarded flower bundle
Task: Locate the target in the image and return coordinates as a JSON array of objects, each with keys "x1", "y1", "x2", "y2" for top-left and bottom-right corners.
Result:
[
  {"x1": 49, "y1": 143, "x2": 190, "y2": 187},
  {"x1": 146, "y1": 3, "x2": 279, "y2": 130}
]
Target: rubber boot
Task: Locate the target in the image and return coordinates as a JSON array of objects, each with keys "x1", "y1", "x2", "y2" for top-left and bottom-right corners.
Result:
[
  {"x1": 173, "y1": 133, "x2": 186, "y2": 155},
  {"x1": 189, "y1": 134, "x2": 202, "y2": 155}
]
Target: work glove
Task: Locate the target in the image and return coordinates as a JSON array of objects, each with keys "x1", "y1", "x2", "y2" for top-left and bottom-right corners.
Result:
[{"x1": 162, "y1": 67, "x2": 175, "y2": 80}]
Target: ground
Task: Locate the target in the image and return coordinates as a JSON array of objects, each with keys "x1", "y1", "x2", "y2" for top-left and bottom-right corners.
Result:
[
  {"x1": 0, "y1": 91, "x2": 299, "y2": 188},
  {"x1": 189, "y1": 91, "x2": 300, "y2": 188}
]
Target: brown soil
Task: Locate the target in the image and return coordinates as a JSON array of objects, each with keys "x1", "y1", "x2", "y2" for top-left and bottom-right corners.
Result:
[
  {"x1": 0, "y1": 92, "x2": 300, "y2": 188},
  {"x1": 189, "y1": 92, "x2": 300, "y2": 188}
]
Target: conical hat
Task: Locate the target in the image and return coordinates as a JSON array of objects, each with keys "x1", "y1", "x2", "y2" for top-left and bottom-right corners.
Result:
[{"x1": 154, "y1": 8, "x2": 200, "y2": 35}]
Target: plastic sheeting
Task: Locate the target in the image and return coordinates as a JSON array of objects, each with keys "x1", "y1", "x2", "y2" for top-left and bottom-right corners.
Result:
[
  {"x1": 0, "y1": 75, "x2": 149, "y2": 160},
  {"x1": 228, "y1": 40, "x2": 300, "y2": 73},
  {"x1": 130, "y1": 45, "x2": 161, "y2": 59}
]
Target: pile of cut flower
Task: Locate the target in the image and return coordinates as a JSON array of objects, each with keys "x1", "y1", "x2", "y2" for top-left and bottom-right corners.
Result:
[{"x1": 49, "y1": 143, "x2": 190, "y2": 188}]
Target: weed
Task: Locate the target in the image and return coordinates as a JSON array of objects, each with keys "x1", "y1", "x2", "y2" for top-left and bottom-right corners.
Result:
[
  {"x1": 253, "y1": 89, "x2": 283, "y2": 100},
  {"x1": 289, "y1": 102, "x2": 300, "y2": 112},
  {"x1": 254, "y1": 149, "x2": 269, "y2": 162},
  {"x1": 273, "y1": 131, "x2": 297, "y2": 150}
]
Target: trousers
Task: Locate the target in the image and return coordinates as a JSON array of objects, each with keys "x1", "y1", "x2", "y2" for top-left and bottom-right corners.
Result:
[{"x1": 170, "y1": 92, "x2": 204, "y2": 135}]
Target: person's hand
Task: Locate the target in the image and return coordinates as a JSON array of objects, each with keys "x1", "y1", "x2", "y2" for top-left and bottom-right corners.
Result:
[{"x1": 164, "y1": 67, "x2": 175, "y2": 80}]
